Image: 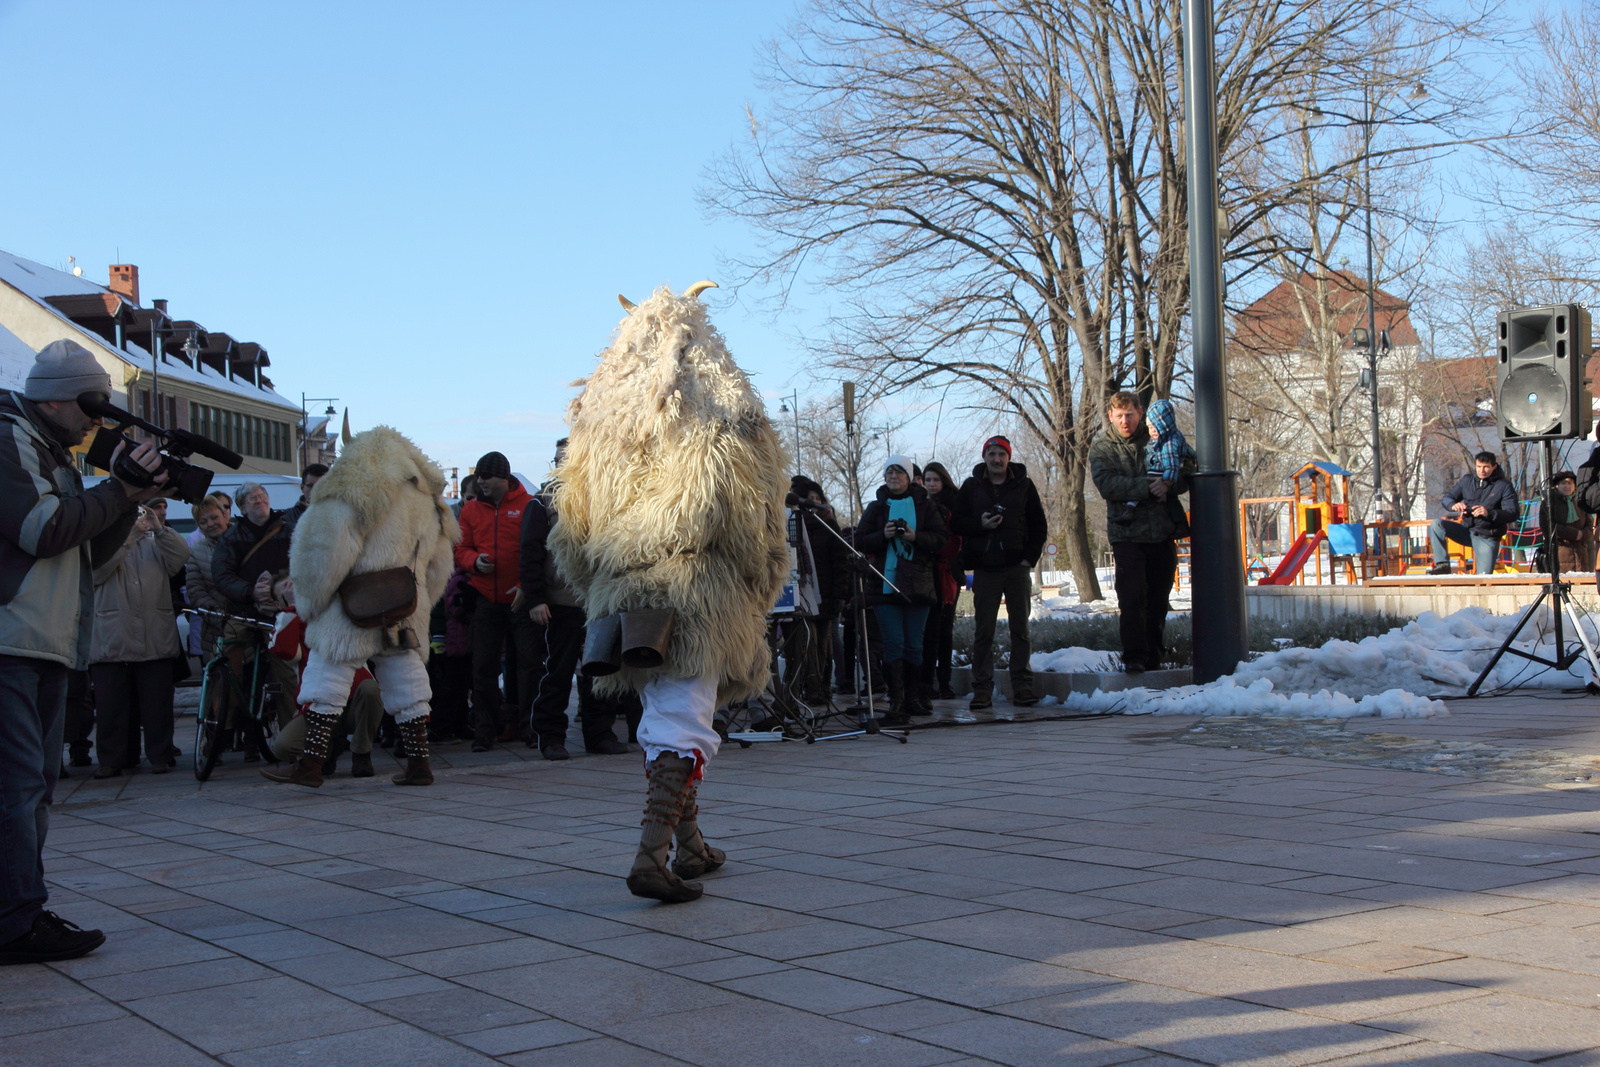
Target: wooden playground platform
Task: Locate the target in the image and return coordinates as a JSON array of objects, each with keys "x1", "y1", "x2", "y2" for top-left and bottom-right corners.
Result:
[{"x1": 1247, "y1": 571, "x2": 1595, "y2": 624}]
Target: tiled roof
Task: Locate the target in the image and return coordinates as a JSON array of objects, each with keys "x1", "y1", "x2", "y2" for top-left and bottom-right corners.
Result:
[
  {"x1": 0, "y1": 248, "x2": 297, "y2": 411},
  {"x1": 1235, "y1": 271, "x2": 1421, "y2": 353}
]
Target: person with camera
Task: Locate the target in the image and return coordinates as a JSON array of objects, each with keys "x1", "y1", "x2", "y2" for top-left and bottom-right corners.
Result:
[
  {"x1": 951, "y1": 436, "x2": 1048, "y2": 709},
  {"x1": 854, "y1": 456, "x2": 949, "y2": 727},
  {"x1": 88, "y1": 501, "x2": 190, "y2": 778},
  {"x1": 0, "y1": 339, "x2": 175, "y2": 964},
  {"x1": 1426, "y1": 452, "x2": 1518, "y2": 575},
  {"x1": 788, "y1": 476, "x2": 850, "y2": 706}
]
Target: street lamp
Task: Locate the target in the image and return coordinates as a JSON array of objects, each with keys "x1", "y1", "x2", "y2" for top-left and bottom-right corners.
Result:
[
  {"x1": 777, "y1": 390, "x2": 801, "y2": 465},
  {"x1": 299, "y1": 393, "x2": 340, "y2": 474}
]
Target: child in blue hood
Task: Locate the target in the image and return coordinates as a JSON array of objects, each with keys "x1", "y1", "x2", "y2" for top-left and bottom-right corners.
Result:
[{"x1": 1114, "y1": 398, "x2": 1194, "y2": 525}]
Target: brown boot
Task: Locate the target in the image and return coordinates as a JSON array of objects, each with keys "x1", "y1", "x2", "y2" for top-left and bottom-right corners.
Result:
[
  {"x1": 260, "y1": 709, "x2": 339, "y2": 787},
  {"x1": 626, "y1": 753, "x2": 702, "y2": 903},
  {"x1": 671, "y1": 775, "x2": 725, "y2": 880},
  {"x1": 260, "y1": 755, "x2": 324, "y2": 787},
  {"x1": 391, "y1": 717, "x2": 434, "y2": 786}
]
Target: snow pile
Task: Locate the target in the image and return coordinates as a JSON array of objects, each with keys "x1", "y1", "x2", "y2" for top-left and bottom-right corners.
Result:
[
  {"x1": 1053, "y1": 606, "x2": 1597, "y2": 720},
  {"x1": 1064, "y1": 679, "x2": 1445, "y2": 719},
  {"x1": 1032, "y1": 595, "x2": 1118, "y2": 620},
  {"x1": 1032, "y1": 646, "x2": 1120, "y2": 673}
]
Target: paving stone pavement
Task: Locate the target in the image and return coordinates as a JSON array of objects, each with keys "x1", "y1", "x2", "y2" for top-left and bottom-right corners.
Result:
[{"x1": 7, "y1": 692, "x2": 1600, "y2": 1066}]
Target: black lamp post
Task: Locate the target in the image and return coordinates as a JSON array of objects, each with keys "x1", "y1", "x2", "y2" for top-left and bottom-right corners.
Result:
[{"x1": 299, "y1": 394, "x2": 339, "y2": 474}]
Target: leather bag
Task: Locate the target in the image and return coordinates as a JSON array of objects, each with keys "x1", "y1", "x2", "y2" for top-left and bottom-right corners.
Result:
[{"x1": 338, "y1": 567, "x2": 418, "y2": 629}]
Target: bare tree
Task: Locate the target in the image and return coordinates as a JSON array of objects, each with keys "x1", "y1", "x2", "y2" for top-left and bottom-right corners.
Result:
[{"x1": 707, "y1": 0, "x2": 1497, "y2": 600}]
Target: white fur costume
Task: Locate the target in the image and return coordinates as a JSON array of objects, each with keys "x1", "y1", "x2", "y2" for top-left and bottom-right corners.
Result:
[
  {"x1": 551, "y1": 284, "x2": 788, "y2": 767},
  {"x1": 289, "y1": 427, "x2": 459, "y2": 722}
]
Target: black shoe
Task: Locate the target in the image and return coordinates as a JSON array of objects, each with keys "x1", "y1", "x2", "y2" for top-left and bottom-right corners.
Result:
[
  {"x1": 1427, "y1": 562, "x2": 1452, "y2": 576},
  {"x1": 471, "y1": 739, "x2": 493, "y2": 753},
  {"x1": 1012, "y1": 689, "x2": 1039, "y2": 707},
  {"x1": 1124, "y1": 661, "x2": 1146, "y2": 674},
  {"x1": 69, "y1": 753, "x2": 92, "y2": 768},
  {"x1": 541, "y1": 743, "x2": 571, "y2": 761},
  {"x1": 969, "y1": 691, "x2": 992, "y2": 711},
  {"x1": 937, "y1": 684, "x2": 956, "y2": 700},
  {"x1": 585, "y1": 738, "x2": 629, "y2": 755},
  {"x1": 92, "y1": 764, "x2": 120, "y2": 779},
  {"x1": 0, "y1": 911, "x2": 105, "y2": 965}
]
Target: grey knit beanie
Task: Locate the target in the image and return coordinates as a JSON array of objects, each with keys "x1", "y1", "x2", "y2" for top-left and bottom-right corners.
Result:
[{"x1": 24, "y1": 339, "x2": 112, "y2": 402}]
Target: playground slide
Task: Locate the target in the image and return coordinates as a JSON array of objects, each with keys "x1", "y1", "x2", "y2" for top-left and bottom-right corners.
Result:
[{"x1": 1258, "y1": 529, "x2": 1326, "y2": 585}]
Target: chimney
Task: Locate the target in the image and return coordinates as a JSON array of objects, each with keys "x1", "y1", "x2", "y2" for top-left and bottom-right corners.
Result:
[
  {"x1": 109, "y1": 264, "x2": 140, "y2": 306},
  {"x1": 152, "y1": 298, "x2": 168, "y2": 315}
]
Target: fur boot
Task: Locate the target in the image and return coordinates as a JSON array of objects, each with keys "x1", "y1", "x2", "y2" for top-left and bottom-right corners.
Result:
[
  {"x1": 260, "y1": 710, "x2": 340, "y2": 787},
  {"x1": 391, "y1": 718, "x2": 433, "y2": 786},
  {"x1": 627, "y1": 754, "x2": 702, "y2": 903},
  {"x1": 880, "y1": 660, "x2": 910, "y2": 727},
  {"x1": 671, "y1": 774, "x2": 725, "y2": 880}
]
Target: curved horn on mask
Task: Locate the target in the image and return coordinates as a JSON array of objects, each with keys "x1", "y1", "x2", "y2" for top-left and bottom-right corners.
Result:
[
  {"x1": 617, "y1": 295, "x2": 637, "y2": 311},
  {"x1": 684, "y1": 280, "x2": 718, "y2": 299}
]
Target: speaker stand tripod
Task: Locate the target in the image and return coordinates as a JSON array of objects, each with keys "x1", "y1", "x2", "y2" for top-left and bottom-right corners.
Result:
[{"x1": 1467, "y1": 439, "x2": 1600, "y2": 695}]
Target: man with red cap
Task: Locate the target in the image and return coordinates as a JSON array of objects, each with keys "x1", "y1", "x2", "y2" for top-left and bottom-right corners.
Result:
[{"x1": 951, "y1": 435, "x2": 1048, "y2": 710}]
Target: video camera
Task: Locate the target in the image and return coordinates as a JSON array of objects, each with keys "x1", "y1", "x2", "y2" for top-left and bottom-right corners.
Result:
[{"x1": 80, "y1": 393, "x2": 243, "y2": 504}]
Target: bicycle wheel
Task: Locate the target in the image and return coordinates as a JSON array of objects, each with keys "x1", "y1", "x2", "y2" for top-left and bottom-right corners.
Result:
[{"x1": 194, "y1": 660, "x2": 230, "y2": 781}]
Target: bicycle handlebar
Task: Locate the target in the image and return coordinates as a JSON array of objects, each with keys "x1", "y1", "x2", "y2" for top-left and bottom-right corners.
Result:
[{"x1": 185, "y1": 607, "x2": 277, "y2": 633}]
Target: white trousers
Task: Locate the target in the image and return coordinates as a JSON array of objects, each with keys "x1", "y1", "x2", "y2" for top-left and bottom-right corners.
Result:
[
  {"x1": 300, "y1": 649, "x2": 432, "y2": 724},
  {"x1": 637, "y1": 673, "x2": 721, "y2": 765}
]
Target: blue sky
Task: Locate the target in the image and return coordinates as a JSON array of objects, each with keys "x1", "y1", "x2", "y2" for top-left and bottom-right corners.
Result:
[{"x1": 0, "y1": 0, "x2": 858, "y2": 479}]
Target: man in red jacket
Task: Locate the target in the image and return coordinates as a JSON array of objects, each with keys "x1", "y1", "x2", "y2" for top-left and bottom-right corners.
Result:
[{"x1": 454, "y1": 451, "x2": 539, "y2": 751}]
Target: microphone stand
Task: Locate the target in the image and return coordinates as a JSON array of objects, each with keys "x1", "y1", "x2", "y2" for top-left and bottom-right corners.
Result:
[{"x1": 797, "y1": 506, "x2": 909, "y2": 745}]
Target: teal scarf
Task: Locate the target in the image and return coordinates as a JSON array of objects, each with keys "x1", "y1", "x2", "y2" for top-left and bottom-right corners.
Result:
[{"x1": 883, "y1": 495, "x2": 917, "y2": 595}]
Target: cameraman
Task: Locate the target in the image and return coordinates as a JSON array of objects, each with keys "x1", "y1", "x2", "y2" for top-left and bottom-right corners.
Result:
[{"x1": 0, "y1": 339, "x2": 172, "y2": 965}]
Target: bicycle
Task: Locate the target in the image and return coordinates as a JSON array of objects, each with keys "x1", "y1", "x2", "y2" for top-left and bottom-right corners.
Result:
[{"x1": 189, "y1": 609, "x2": 283, "y2": 782}]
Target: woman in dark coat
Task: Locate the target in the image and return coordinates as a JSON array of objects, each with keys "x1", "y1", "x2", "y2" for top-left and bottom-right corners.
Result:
[
  {"x1": 918, "y1": 462, "x2": 964, "y2": 706},
  {"x1": 854, "y1": 456, "x2": 948, "y2": 725}
]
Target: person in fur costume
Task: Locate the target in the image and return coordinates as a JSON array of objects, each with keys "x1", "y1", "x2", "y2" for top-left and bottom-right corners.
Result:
[
  {"x1": 265, "y1": 427, "x2": 460, "y2": 788},
  {"x1": 551, "y1": 281, "x2": 788, "y2": 903}
]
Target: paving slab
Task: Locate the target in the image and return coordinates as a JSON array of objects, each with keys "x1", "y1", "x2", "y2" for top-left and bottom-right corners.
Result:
[{"x1": 6, "y1": 693, "x2": 1598, "y2": 1064}]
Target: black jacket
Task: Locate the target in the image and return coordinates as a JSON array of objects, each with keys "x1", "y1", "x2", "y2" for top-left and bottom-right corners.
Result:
[
  {"x1": 1540, "y1": 491, "x2": 1590, "y2": 547},
  {"x1": 854, "y1": 483, "x2": 949, "y2": 606},
  {"x1": 1440, "y1": 468, "x2": 1520, "y2": 538},
  {"x1": 950, "y1": 463, "x2": 1048, "y2": 570},
  {"x1": 517, "y1": 487, "x2": 578, "y2": 610},
  {"x1": 800, "y1": 506, "x2": 852, "y2": 616},
  {"x1": 212, "y1": 508, "x2": 296, "y2": 616},
  {"x1": 1574, "y1": 445, "x2": 1600, "y2": 516}
]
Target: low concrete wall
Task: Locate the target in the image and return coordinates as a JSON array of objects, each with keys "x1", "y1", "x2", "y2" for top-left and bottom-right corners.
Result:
[
  {"x1": 1245, "y1": 578, "x2": 1592, "y2": 623},
  {"x1": 949, "y1": 665, "x2": 1192, "y2": 699}
]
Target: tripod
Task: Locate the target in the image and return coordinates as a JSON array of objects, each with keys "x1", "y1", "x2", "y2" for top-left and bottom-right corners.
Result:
[
  {"x1": 1467, "y1": 438, "x2": 1600, "y2": 696},
  {"x1": 795, "y1": 504, "x2": 909, "y2": 744}
]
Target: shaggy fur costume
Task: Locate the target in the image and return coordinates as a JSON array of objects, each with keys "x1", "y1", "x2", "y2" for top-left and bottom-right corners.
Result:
[
  {"x1": 551, "y1": 285, "x2": 788, "y2": 705},
  {"x1": 290, "y1": 426, "x2": 460, "y2": 666}
]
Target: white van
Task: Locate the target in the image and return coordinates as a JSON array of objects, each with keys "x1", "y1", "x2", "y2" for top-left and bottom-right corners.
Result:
[{"x1": 83, "y1": 472, "x2": 303, "y2": 535}]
